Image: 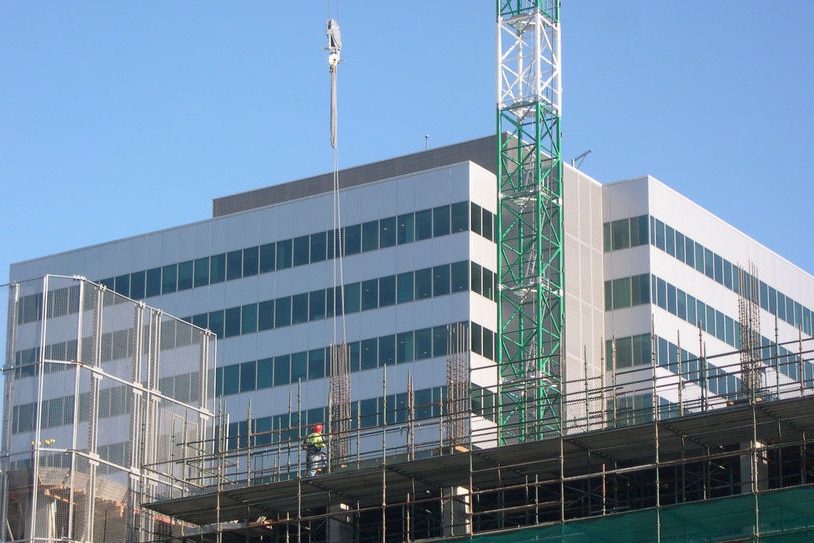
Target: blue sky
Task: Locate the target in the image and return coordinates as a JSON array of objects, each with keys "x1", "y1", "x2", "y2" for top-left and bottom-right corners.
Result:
[{"x1": 2, "y1": 0, "x2": 813, "y2": 290}]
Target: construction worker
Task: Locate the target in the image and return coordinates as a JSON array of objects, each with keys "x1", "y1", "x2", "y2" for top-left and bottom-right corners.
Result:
[{"x1": 303, "y1": 424, "x2": 327, "y2": 477}]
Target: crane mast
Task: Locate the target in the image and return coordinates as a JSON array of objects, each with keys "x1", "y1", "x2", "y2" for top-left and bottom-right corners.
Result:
[{"x1": 497, "y1": 1, "x2": 563, "y2": 444}]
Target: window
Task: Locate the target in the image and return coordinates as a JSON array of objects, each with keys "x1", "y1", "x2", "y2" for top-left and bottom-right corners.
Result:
[
  {"x1": 471, "y1": 263, "x2": 482, "y2": 296},
  {"x1": 611, "y1": 219, "x2": 630, "y2": 251},
  {"x1": 176, "y1": 261, "x2": 193, "y2": 291},
  {"x1": 675, "y1": 231, "x2": 685, "y2": 261},
  {"x1": 243, "y1": 247, "x2": 259, "y2": 277},
  {"x1": 684, "y1": 237, "x2": 695, "y2": 268},
  {"x1": 471, "y1": 203, "x2": 482, "y2": 236},
  {"x1": 310, "y1": 232, "x2": 327, "y2": 263},
  {"x1": 397, "y1": 272, "x2": 414, "y2": 303},
  {"x1": 259, "y1": 243, "x2": 275, "y2": 273},
  {"x1": 309, "y1": 349, "x2": 326, "y2": 379},
  {"x1": 344, "y1": 224, "x2": 361, "y2": 255},
  {"x1": 397, "y1": 213, "x2": 414, "y2": 244},
  {"x1": 226, "y1": 250, "x2": 242, "y2": 280},
  {"x1": 362, "y1": 220, "x2": 379, "y2": 252},
  {"x1": 224, "y1": 307, "x2": 241, "y2": 338},
  {"x1": 241, "y1": 304, "x2": 257, "y2": 335},
  {"x1": 361, "y1": 339, "x2": 377, "y2": 370},
  {"x1": 277, "y1": 239, "x2": 292, "y2": 269},
  {"x1": 194, "y1": 257, "x2": 209, "y2": 288},
  {"x1": 433, "y1": 326, "x2": 447, "y2": 357},
  {"x1": 380, "y1": 217, "x2": 397, "y2": 248},
  {"x1": 240, "y1": 361, "x2": 256, "y2": 393},
  {"x1": 208, "y1": 310, "x2": 224, "y2": 338},
  {"x1": 291, "y1": 293, "x2": 308, "y2": 324},
  {"x1": 210, "y1": 254, "x2": 225, "y2": 284},
  {"x1": 309, "y1": 290, "x2": 326, "y2": 321},
  {"x1": 362, "y1": 279, "x2": 378, "y2": 310},
  {"x1": 291, "y1": 352, "x2": 307, "y2": 381},
  {"x1": 293, "y1": 235, "x2": 309, "y2": 266},
  {"x1": 415, "y1": 268, "x2": 432, "y2": 299},
  {"x1": 275, "y1": 297, "x2": 291, "y2": 328},
  {"x1": 654, "y1": 219, "x2": 665, "y2": 251},
  {"x1": 344, "y1": 282, "x2": 360, "y2": 313},
  {"x1": 415, "y1": 209, "x2": 432, "y2": 240},
  {"x1": 397, "y1": 331, "x2": 414, "y2": 363},
  {"x1": 704, "y1": 248, "x2": 714, "y2": 279},
  {"x1": 258, "y1": 300, "x2": 274, "y2": 331},
  {"x1": 612, "y1": 277, "x2": 631, "y2": 309},
  {"x1": 433, "y1": 206, "x2": 450, "y2": 237},
  {"x1": 631, "y1": 274, "x2": 649, "y2": 305},
  {"x1": 274, "y1": 355, "x2": 290, "y2": 386},
  {"x1": 379, "y1": 275, "x2": 396, "y2": 307},
  {"x1": 379, "y1": 335, "x2": 396, "y2": 366},
  {"x1": 433, "y1": 264, "x2": 450, "y2": 297},
  {"x1": 146, "y1": 267, "x2": 162, "y2": 297},
  {"x1": 451, "y1": 261, "x2": 468, "y2": 292},
  {"x1": 631, "y1": 216, "x2": 649, "y2": 247},
  {"x1": 162, "y1": 264, "x2": 177, "y2": 294},
  {"x1": 665, "y1": 225, "x2": 675, "y2": 257},
  {"x1": 451, "y1": 202, "x2": 468, "y2": 232},
  {"x1": 603, "y1": 223, "x2": 611, "y2": 252},
  {"x1": 482, "y1": 208, "x2": 493, "y2": 241},
  {"x1": 415, "y1": 328, "x2": 432, "y2": 359}
]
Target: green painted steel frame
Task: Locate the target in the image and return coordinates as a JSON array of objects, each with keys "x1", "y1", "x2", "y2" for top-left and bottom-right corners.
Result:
[{"x1": 497, "y1": 1, "x2": 562, "y2": 444}]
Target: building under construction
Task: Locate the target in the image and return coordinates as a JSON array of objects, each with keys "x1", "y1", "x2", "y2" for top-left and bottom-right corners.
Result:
[{"x1": 5, "y1": 3, "x2": 814, "y2": 541}]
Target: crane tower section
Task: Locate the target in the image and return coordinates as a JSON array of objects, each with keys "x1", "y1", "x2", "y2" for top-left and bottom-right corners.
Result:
[{"x1": 497, "y1": 1, "x2": 563, "y2": 444}]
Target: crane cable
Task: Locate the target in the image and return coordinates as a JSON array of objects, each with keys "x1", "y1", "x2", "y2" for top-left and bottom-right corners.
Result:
[{"x1": 327, "y1": 6, "x2": 346, "y2": 349}]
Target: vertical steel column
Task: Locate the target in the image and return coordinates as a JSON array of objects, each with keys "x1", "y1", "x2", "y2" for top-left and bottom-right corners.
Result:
[{"x1": 497, "y1": 0, "x2": 563, "y2": 444}]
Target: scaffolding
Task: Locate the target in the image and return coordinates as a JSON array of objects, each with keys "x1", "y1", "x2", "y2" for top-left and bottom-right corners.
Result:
[
  {"x1": 142, "y1": 333, "x2": 814, "y2": 542},
  {"x1": 1, "y1": 275, "x2": 216, "y2": 543}
]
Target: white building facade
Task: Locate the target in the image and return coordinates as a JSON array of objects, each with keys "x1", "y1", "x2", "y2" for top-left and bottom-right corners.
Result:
[{"x1": 6, "y1": 136, "x2": 814, "y2": 474}]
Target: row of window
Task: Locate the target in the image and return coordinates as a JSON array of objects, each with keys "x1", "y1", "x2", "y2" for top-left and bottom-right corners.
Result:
[
  {"x1": 602, "y1": 215, "x2": 814, "y2": 339},
  {"x1": 14, "y1": 202, "x2": 498, "y2": 326},
  {"x1": 183, "y1": 260, "x2": 491, "y2": 339},
  {"x1": 12, "y1": 385, "x2": 134, "y2": 435},
  {"x1": 222, "y1": 386, "x2": 446, "y2": 450},
  {"x1": 606, "y1": 273, "x2": 808, "y2": 382},
  {"x1": 99, "y1": 202, "x2": 494, "y2": 301},
  {"x1": 606, "y1": 334, "x2": 743, "y2": 397},
  {"x1": 650, "y1": 216, "x2": 814, "y2": 337},
  {"x1": 211, "y1": 320, "x2": 495, "y2": 397}
]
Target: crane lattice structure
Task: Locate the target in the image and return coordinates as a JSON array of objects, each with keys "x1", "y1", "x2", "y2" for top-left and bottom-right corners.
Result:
[{"x1": 497, "y1": 1, "x2": 563, "y2": 444}]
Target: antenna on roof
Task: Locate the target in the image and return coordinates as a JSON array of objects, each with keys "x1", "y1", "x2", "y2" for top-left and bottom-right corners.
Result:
[{"x1": 571, "y1": 149, "x2": 593, "y2": 169}]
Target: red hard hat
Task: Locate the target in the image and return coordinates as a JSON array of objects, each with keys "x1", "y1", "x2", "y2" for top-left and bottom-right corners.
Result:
[{"x1": 313, "y1": 424, "x2": 323, "y2": 433}]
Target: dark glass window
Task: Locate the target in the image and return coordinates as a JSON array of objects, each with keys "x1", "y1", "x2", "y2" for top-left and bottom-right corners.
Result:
[
  {"x1": 208, "y1": 310, "x2": 224, "y2": 338},
  {"x1": 704, "y1": 248, "x2": 714, "y2": 278},
  {"x1": 415, "y1": 328, "x2": 432, "y2": 359},
  {"x1": 276, "y1": 239, "x2": 292, "y2": 269},
  {"x1": 226, "y1": 250, "x2": 242, "y2": 281},
  {"x1": 291, "y1": 352, "x2": 307, "y2": 382},
  {"x1": 713, "y1": 254, "x2": 723, "y2": 284},
  {"x1": 397, "y1": 213, "x2": 414, "y2": 244},
  {"x1": 259, "y1": 243, "x2": 275, "y2": 273},
  {"x1": 665, "y1": 225, "x2": 675, "y2": 256},
  {"x1": 344, "y1": 224, "x2": 361, "y2": 255},
  {"x1": 433, "y1": 206, "x2": 450, "y2": 237},
  {"x1": 603, "y1": 223, "x2": 611, "y2": 253},
  {"x1": 684, "y1": 237, "x2": 695, "y2": 268},
  {"x1": 397, "y1": 272, "x2": 414, "y2": 303},
  {"x1": 310, "y1": 232, "x2": 327, "y2": 263},
  {"x1": 194, "y1": 257, "x2": 209, "y2": 288},
  {"x1": 309, "y1": 349, "x2": 326, "y2": 380},
  {"x1": 361, "y1": 279, "x2": 378, "y2": 311},
  {"x1": 471, "y1": 262, "x2": 482, "y2": 295},
  {"x1": 210, "y1": 254, "x2": 225, "y2": 284},
  {"x1": 275, "y1": 297, "x2": 291, "y2": 327},
  {"x1": 274, "y1": 355, "x2": 290, "y2": 386},
  {"x1": 675, "y1": 232, "x2": 685, "y2": 261},
  {"x1": 379, "y1": 335, "x2": 396, "y2": 366},
  {"x1": 162, "y1": 264, "x2": 177, "y2": 294},
  {"x1": 291, "y1": 293, "x2": 308, "y2": 324},
  {"x1": 344, "y1": 282, "x2": 360, "y2": 313},
  {"x1": 243, "y1": 247, "x2": 259, "y2": 277},
  {"x1": 451, "y1": 261, "x2": 468, "y2": 292},
  {"x1": 433, "y1": 326, "x2": 447, "y2": 357},
  {"x1": 451, "y1": 202, "x2": 468, "y2": 232},
  {"x1": 471, "y1": 322, "x2": 482, "y2": 354},
  {"x1": 415, "y1": 268, "x2": 432, "y2": 300},
  {"x1": 309, "y1": 289, "x2": 325, "y2": 321},
  {"x1": 361, "y1": 338, "x2": 377, "y2": 370},
  {"x1": 223, "y1": 365, "x2": 239, "y2": 395},
  {"x1": 241, "y1": 304, "x2": 257, "y2": 335},
  {"x1": 258, "y1": 300, "x2": 274, "y2": 331},
  {"x1": 379, "y1": 217, "x2": 396, "y2": 248},
  {"x1": 397, "y1": 331, "x2": 414, "y2": 363},
  {"x1": 483, "y1": 328, "x2": 494, "y2": 360},
  {"x1": 482, "y1": 267, "x2": 494, "y2": 300},
  {"x1": 257, "y1": 358, "x2": 273, "y2": 389},
  {"x1": 178, "y1": 261, "x2": 193, "y2": 291},
  {"x1": 611, "y1": 219, "x2": 630, "y2": 251},
  {"x1": 433, "y1": 265, "x2": 450, "y2": 297},
  {"x1": 224, "y1": 307, "x2": 241, "y2": 338},
  {"x1": 415, "y1": 209, "x2": 432, "y2": 240},
  {"x1": 694, "y1": 244, "x2": 704, "y2": 273},
  {"x1": 379, "y1": 275, "x2": 396, "y2": 307},
  {"x1": 146, "y1": 267, "x2": 162, "y2": 297},
  {"x1": 612, "y1": 277, "x2": 631, "y2": 309},
  {"x1": 293, "y1": 235, "x2": 309, "y2": 267},
  {"x1": 654, "y1": 219, "x2": 665, "y2": 250},
  {"x1": 240, "y1": 361, "x2": 256, "y2": 393},
  {"x1": 631, "y1": 215, "x2": 649, "y2": 247},
  {"x1": 115, "y1": 274, "x2": 129, "y2": 297},
  {"x1": 482, "y1": 209, "x2": 493, "y2": 241},
  {"x1": 130, "y1": 271, "x2": 146, "y2": 299},
  {"x1": 362, "y1": 220, "x2": 379, "y2": 252}
]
